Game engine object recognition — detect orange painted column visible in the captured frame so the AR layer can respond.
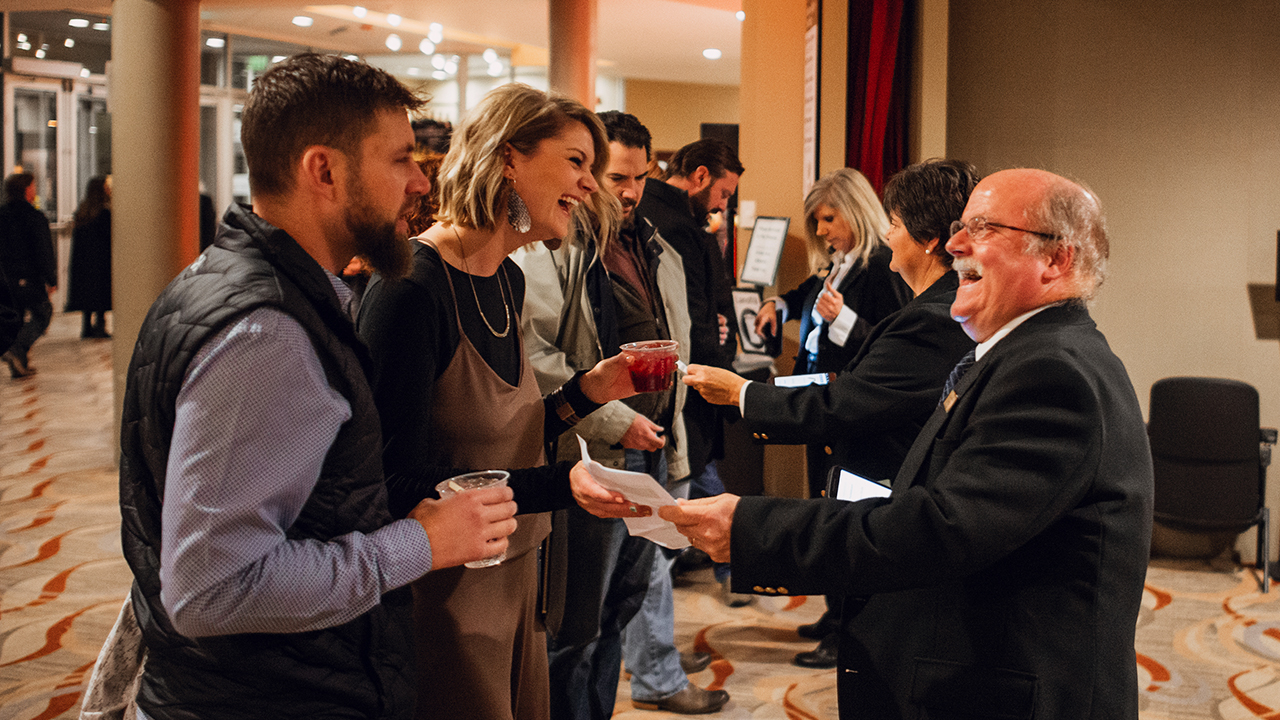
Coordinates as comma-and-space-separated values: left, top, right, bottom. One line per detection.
548, 0, 597, 106
110, 0, 201, 449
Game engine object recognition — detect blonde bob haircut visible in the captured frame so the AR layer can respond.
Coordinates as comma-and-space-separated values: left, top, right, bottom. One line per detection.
802, 168, 889, 274
435, 83, 614, 240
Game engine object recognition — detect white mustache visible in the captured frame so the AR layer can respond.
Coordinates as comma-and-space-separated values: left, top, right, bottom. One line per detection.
953, 258, 983, 281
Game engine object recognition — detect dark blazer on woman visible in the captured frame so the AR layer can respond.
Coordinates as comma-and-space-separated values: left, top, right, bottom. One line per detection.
743, 272, 972, 483
730, 303, 1154, 719
779, 244, 908, 375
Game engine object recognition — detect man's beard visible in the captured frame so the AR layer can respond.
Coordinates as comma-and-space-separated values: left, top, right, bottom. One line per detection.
688, 184, 712, 225
345, 178, 412, 281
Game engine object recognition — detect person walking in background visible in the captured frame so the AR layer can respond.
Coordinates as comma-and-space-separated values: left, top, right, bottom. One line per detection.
0, 172, 56, 378
67, 175, 113, 339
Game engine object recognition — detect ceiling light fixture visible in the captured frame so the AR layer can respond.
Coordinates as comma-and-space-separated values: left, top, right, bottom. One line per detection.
206, 37, 226, 48
419, 39, 435, 54
431, 54, 446, 70
432, 70, 447, 80
80, 68, 91, 78
387, 14, 401, 26
488, 62, 504, 77
16, 33, 26, 42
344, 54, 360, 61
352, 6, 367, 18
35, 49, 46, 58
386, 33, 402, 51
428, 23, 443, 44
92, 22, 109, 31
703, 48, 722, 60
444, 60, 457, 74
68, 18, 90, 28
292, 16, 313, 27
736, 10, 745, 21
272, 55, 286, 63
65, 38, 75, 48
483, 48, 498, 63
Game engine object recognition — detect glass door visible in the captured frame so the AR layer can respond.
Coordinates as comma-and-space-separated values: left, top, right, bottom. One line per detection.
10, 84, 59, 222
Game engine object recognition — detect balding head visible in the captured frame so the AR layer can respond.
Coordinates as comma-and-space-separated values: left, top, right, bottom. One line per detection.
945, 169, 1109, 342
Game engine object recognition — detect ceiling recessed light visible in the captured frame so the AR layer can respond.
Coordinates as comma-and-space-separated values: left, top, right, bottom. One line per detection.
736, 10, 745, 21
386, 34, 402, 51
488, 62, 504, 77
387, 14, 402, 26
292, 16, 313, 27
352, 6, 367, 18
65, 38, 75, 48
431, 54, 446, 70
703, 48, 722, 60
419, 39, 435, 54
344, 54, 360, 61
17, 42, 30, 51
428, 23, 443, 44
93, 22, 109, 31
272, 56, 286, 63
16, 33, 26, 42
483, 48, 497, 63
444, 60, 457, 74
206, 37, 226, 48
432, 70, 447, 80
35, 49, 46, 58
81, 68, 91, 78
68, 18, 90, 28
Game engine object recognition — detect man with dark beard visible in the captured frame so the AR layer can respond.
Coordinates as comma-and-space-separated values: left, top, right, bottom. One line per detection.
116, 54, 517, 720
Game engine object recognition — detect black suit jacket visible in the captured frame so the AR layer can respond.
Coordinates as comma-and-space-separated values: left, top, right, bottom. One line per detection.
744, 272, 972, 482
780, 244, 909, 375
732, 304, 1153, 719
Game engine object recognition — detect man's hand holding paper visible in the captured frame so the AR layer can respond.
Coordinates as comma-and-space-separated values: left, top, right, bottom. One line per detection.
574, 437, 690, 549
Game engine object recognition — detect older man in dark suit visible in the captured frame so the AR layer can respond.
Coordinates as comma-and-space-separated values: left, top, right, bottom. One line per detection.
659, 168, 1153, 719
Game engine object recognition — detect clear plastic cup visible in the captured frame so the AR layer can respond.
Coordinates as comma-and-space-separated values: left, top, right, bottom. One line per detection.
435, 470, 510, 568
621, 340, 680, 392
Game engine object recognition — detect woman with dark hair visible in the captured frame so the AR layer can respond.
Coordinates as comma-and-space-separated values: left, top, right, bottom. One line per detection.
66, 175, 112, 338
682, 158, 981, 668
358, 84, 642, 720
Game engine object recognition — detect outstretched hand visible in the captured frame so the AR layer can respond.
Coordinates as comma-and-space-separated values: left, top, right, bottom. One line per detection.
579, 352, 639, 404
659, 494, 740, 563
408, 486, 517, 570
682, 364, 748, 407
570, 460, 653, 519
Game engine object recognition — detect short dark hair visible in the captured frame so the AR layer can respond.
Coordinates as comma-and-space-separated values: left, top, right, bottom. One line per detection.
241, 53, 426, 198
597, 111, 652, 161
664, 138, 743, 181
4, 173, 34, 204
882, 159, 980, 268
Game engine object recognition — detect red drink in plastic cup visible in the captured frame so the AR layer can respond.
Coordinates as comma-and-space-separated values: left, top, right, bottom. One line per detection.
622, 340, 679, 392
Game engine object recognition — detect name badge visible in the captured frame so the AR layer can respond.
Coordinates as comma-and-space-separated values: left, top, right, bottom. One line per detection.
942, 390, 959, 412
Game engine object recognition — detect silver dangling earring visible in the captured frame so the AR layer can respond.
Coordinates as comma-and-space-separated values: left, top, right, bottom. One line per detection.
507, 187, 532, 234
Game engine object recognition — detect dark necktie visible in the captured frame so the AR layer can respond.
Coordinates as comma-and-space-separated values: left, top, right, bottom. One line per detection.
938, 349, 977, 409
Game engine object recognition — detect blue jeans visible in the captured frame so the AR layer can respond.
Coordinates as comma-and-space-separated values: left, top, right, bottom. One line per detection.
621, 449, 688, 702
689, 461, 731, 582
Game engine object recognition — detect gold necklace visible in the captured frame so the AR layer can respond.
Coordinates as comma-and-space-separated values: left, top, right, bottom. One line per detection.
451, 226, 511, 338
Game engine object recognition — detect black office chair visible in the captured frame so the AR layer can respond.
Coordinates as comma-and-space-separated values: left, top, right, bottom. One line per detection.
1148, 377, 1277, 592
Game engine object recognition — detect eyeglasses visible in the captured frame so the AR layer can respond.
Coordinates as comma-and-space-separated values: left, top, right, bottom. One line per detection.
949, 217, 1059, 240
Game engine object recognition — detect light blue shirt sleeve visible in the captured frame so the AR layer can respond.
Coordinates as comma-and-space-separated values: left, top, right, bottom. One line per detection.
159, 306, 432, 638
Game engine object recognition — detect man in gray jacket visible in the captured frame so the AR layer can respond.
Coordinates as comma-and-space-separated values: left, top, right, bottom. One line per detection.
515, 112, 727, 716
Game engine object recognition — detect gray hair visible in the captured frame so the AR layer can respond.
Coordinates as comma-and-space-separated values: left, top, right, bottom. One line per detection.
1026, 178, 1109, 299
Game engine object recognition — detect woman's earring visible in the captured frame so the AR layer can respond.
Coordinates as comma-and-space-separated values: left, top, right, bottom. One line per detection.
507, 187, 532, 234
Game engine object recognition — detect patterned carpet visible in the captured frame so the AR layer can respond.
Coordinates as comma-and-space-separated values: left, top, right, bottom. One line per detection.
1, 313, 1278, 719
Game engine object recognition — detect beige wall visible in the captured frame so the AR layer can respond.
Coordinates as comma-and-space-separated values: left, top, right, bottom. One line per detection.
623, 79, 740, 154
946, 1, 1280, 557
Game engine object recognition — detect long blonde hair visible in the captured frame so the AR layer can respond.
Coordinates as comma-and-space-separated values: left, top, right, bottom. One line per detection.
435, 83, 615, 241
802, 168, 888, 273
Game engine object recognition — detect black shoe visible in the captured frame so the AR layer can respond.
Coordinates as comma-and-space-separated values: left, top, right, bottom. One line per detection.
632, 684, 729, 714
2, 350, 34, 378
673, 546, 712, 575
680, 651, 712, 674
796, 611, 838, 640
792, 633, 838, 669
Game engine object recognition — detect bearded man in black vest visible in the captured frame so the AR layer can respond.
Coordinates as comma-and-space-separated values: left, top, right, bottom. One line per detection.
117, 54, 518, 720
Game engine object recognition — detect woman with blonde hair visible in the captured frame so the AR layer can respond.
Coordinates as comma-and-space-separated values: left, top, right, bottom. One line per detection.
756, 167, 909, 378
358, 84, 641, 720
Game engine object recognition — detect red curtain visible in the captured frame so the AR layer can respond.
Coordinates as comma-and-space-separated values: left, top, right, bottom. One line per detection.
845, 0, 913, 195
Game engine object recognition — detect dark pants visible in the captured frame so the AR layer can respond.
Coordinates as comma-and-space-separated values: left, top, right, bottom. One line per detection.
547, 505, 656, 720
10, 281, 52, 359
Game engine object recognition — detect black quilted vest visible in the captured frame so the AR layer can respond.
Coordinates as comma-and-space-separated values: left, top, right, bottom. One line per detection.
118, 204, 414, 719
